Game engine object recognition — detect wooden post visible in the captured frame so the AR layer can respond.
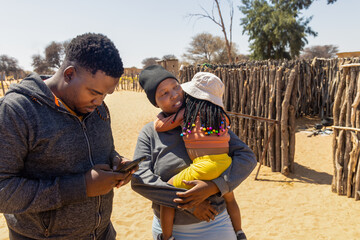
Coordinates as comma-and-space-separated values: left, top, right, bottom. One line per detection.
254, 123, 276, 180
343, 69, 356, 194
275, 67, 283, 172
332, 68, 347, 192
1, 71, 6, 95
348, 132, 359, 197
351, 71, 360, 126
280, 69, 296, 176
268, 68, 276, 171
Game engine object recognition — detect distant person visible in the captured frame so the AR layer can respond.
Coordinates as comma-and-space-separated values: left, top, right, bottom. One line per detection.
154, 72, 247, 240
0, 33, 134, 239
132, 65, 257, 240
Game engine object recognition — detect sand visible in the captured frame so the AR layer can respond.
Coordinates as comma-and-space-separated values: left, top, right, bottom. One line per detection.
1, 91, 360, 240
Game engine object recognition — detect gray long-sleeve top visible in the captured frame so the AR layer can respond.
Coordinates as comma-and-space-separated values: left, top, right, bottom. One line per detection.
131, 121, 257, 225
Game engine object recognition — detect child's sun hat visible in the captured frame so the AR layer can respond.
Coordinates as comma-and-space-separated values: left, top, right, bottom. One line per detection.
181, 72, 225, 108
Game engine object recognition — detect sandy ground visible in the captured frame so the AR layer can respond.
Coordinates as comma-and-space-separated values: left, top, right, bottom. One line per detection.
1, 91, 360, 240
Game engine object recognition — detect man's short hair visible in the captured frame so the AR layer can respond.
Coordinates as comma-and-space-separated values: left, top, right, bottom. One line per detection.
64, 33, 124, 78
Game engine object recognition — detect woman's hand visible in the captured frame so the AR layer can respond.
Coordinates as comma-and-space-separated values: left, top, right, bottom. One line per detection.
192, 200, 218, 222
173, 180, 219, 209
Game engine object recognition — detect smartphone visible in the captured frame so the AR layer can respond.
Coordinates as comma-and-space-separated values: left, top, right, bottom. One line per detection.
118, 156, 147, 173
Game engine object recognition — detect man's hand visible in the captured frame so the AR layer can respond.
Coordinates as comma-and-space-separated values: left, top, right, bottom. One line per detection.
192, 200, 218, 222
112, 155, 138, 188
173, 180, 219, 209
85, 164, 132, 197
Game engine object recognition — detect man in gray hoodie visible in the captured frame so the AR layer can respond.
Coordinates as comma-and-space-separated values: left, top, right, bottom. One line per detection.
0, 33, 132, 239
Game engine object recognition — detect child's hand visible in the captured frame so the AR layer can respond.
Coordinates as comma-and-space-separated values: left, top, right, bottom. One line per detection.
192, 200, 218, 222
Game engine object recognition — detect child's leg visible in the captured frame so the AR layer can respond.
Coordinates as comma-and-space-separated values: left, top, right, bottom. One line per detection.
160, 205, 175, 240
223, 191, 242, 232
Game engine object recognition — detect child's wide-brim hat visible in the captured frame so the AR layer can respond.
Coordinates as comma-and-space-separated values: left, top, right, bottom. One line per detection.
181, 72, 224, 108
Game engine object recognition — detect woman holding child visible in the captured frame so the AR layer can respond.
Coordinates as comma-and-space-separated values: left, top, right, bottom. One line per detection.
131, 65, 256, 240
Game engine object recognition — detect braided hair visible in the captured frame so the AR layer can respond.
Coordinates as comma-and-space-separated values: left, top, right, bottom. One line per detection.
174, 94, 231, 136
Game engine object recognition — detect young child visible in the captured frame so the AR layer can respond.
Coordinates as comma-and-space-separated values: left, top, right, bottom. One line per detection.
154, 72, 247, 240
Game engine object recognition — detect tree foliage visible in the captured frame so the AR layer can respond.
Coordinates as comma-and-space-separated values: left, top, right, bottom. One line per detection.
0, 55, 23, 77
162, 54, 177, 60
239, 0, 321, 60
276, 0, 337, 10
183, 33, 222, 64
31, 40, 69, 74
31, 54, 53, 74
182, 32, 239, 65
45, 41, 64, 69
141, 57, 160, 69
300, 45, 338, 59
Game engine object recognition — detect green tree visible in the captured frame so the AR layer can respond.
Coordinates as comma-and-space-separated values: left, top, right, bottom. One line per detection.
277, 0, 337, 10
239, 0, 321, 60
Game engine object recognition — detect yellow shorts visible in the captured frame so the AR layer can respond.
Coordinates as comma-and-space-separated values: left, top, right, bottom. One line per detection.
173, 153, 232, 189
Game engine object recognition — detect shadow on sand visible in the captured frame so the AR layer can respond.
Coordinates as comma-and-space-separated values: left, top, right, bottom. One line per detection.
255, 162, 333, 185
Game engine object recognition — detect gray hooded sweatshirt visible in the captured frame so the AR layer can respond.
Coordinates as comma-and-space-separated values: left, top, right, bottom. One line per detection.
0, 73, 117, 239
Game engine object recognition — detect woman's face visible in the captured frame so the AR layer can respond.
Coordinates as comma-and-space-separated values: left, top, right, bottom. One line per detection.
155, 78, 184, 114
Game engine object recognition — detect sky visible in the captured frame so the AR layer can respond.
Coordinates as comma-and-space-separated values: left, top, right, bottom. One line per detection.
1, 0, 359, 71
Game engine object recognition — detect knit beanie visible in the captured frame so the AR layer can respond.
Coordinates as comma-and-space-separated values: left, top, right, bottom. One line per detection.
139, 65, 178, 107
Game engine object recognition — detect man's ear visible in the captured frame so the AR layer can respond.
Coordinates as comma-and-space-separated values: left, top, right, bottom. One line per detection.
63, 66, 75, 83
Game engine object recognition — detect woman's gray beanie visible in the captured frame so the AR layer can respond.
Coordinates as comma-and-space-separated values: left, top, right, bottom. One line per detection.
139, 65, 178, 107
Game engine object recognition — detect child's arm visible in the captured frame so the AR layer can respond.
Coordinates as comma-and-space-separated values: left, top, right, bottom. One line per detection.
154, 108, 185, 132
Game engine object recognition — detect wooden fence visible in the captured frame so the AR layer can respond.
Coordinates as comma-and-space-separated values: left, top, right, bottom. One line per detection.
3, 59, 360, 200
179, 63, 299, 175
178, 58, 360, 200
331, 63, 360, 200
0, 79, 21, 97
116, 75, 142, 92
178, 58, 360, 179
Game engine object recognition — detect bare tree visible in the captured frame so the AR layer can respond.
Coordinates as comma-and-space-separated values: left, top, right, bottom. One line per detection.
300, 45, 339, 59
189, 0, 234, 63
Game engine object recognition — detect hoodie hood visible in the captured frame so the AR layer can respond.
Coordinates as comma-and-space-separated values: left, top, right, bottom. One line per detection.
6, 73, 58, 109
